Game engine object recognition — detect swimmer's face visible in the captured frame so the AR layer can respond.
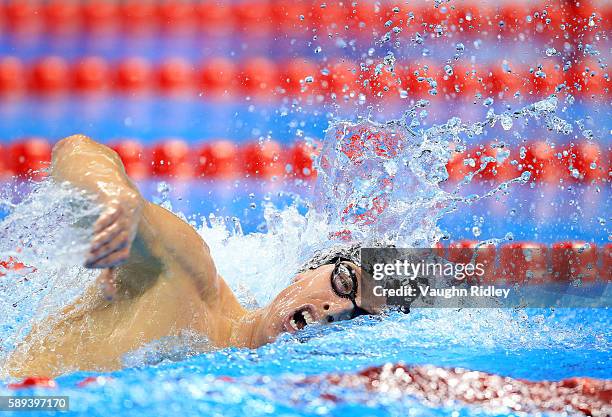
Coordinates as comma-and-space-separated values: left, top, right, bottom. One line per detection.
255, 261, 381, 344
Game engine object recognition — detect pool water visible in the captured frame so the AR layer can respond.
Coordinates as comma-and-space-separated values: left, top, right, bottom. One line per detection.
0, 109, 612, 416
0, 308, 609, 416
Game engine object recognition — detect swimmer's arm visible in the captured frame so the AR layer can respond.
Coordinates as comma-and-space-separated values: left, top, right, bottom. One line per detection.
128, 201, 228, 303
51, 135, 229, 304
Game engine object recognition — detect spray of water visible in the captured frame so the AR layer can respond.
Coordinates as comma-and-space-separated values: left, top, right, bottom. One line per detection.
200, 95, 570, 305
0, 96, 573, 370
0, 180, 100, 371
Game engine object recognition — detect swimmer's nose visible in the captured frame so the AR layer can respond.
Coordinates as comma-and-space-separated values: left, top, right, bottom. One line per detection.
324, 309, 354, 323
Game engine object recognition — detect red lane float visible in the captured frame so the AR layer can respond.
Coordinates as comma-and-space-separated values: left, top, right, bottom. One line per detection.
110, 140, 150, 180
0, 57, 25, 94
444, 239, 609, 284
0, 138, 607, 183
282, 58, 319, 95
195, 0, 235, 32
311, 363, 612, 417
0, 0, 608, 40
81, 0, 118, 31
73, 56, 110, 92
522, 141, 566, 183
76, 375, 113, 388
239, 57, 278, 97
157, 0, 196, 31
195, 140, 239, 179
498, 242, 548, 284
199, 58, 237, 97
272, 2, 312, 34
602, 243, 612, 281
321, 59, 360, 98
151, 139, 193, 179
30, 57, 70, 94
157, 58, 195, 94
234, 1, 273, 34
116, 58, 153, 93
0, 144, 8, 177
0, 56, 608, 100
1, 242, 608, 285
44, 0, 79, 33
289, 141, 319, 179
571, 142, 607, 182
8, 377, 56, 390
551, 241, 599, 283
120, 1, 156, 33
8, 137, 52, 178
242, 140, 285, 178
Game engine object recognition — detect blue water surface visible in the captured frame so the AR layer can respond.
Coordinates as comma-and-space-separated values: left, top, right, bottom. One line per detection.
0, 308, 610, 417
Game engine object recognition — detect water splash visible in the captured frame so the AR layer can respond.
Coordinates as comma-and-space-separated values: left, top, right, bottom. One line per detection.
313, 118, 450, 247
122, 330, 213, 368
0, 180, 100, 369
200, 96, 571, 305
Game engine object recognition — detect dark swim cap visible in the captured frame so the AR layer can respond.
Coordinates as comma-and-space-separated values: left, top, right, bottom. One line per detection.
297, 243, 361, 273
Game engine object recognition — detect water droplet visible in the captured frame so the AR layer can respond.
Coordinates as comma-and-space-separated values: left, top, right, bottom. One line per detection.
500, 114, 513, 130
520, 171, 531, 182
444, 65, 454, 76
545, 47, 557, 56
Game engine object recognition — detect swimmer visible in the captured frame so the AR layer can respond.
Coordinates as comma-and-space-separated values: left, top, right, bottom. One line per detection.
6, 135, 381, 378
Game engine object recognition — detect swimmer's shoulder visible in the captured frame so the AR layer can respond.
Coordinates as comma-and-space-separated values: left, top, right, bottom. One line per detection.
137, 202, 220, 302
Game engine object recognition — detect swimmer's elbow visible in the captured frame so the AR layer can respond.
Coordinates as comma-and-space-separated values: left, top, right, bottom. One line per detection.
53, 135, 121, 166
51, 134, 127, 184
52, 134, 94, 158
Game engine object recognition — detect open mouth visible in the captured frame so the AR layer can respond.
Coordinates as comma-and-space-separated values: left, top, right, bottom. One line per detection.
284, 305, 317, 333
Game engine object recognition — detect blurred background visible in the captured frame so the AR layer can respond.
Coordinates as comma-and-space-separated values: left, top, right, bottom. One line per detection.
0, 0, 609, 243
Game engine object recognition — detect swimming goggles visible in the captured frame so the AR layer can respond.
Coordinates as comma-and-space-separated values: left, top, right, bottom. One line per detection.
330, 257, 373, 319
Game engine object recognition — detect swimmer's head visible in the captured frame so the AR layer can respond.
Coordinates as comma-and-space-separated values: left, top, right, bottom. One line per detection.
252, 244, 385, 345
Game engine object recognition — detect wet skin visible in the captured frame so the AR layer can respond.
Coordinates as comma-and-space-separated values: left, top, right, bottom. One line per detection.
6, 135, 372, 378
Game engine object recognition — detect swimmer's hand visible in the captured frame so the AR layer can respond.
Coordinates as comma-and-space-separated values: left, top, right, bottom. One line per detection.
50, 134, 144, 269
85, 189, 143, 269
